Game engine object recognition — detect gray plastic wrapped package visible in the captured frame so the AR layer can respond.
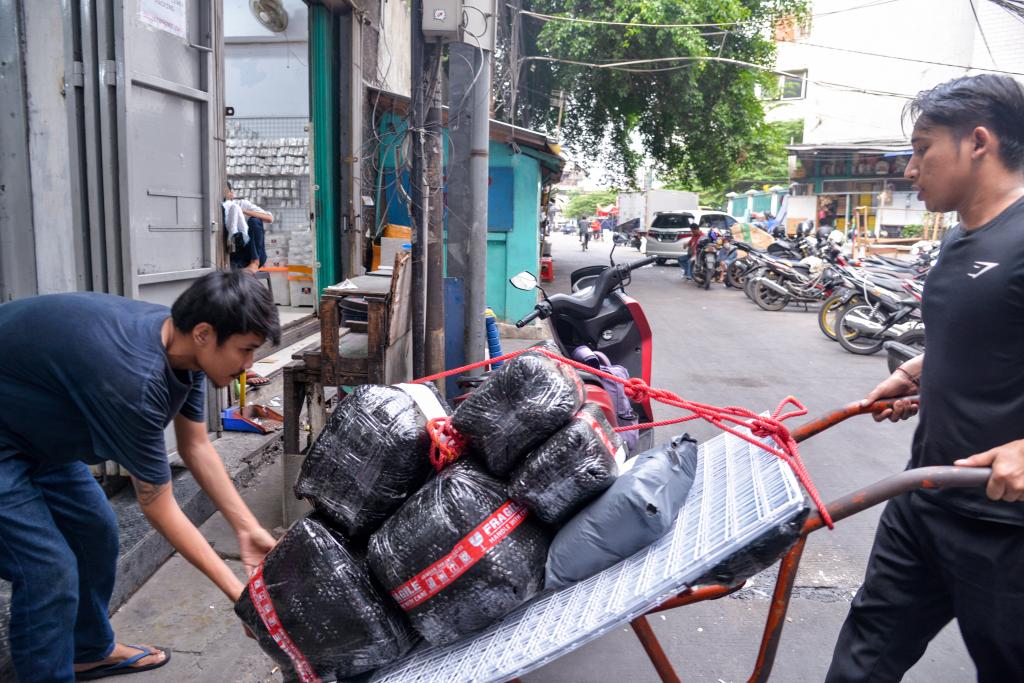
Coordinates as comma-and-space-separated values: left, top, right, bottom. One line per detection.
508, 402, 623, 525
451, 350, 585, 476
367, 460, 550, 646
545, 434, 699, 590
234, 515, 415, 680
294, 382, 448, 538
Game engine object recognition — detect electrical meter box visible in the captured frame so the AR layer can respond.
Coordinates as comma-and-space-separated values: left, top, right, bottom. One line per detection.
423, 0, 462, 40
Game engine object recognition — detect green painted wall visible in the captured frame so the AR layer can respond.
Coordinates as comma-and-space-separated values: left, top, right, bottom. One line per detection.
486, 143, 541, 322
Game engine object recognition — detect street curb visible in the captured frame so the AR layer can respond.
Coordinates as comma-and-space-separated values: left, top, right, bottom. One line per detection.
496, 320, 551, 340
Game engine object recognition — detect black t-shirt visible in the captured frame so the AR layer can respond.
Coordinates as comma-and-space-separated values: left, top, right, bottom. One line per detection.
912, 196, 1024, 524
0, 293, 206, 484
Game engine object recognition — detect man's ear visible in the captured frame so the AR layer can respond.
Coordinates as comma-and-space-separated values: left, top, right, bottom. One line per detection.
192, 322, 216, 347
970, 126, 995, 160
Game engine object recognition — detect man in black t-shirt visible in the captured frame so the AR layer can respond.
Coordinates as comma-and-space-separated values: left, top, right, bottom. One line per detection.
826, 75, 1024, 682
0, 272, 281, 682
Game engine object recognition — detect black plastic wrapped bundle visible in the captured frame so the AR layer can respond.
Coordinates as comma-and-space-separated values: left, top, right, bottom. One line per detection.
508, 403, 622, 525
451, 350, 584, 476
545, 434, 699, 590
367, 460, 550, 646
235, 516, 414, 680
294, 383, 448, 538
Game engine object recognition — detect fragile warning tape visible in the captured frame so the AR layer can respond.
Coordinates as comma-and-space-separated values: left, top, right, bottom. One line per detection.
576, 412, 616, 457
248, 565, 322, 683
390, 500, 530, 611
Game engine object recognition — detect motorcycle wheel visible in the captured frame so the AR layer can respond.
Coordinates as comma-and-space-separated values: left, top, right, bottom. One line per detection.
837, 304, 886, 355
726, 260, 747, 288
743, 268, 764, 301
753, 278, 789, 311
886, 328, 926, 374
818, 294, 861, 342
692, 267, 707, 287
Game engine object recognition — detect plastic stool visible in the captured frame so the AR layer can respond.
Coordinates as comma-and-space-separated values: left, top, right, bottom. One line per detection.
540, 257, 554, 283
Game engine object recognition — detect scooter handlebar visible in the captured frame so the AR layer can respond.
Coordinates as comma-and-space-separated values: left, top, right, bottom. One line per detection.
515, 309, 542, 328
626, 256, 658, 272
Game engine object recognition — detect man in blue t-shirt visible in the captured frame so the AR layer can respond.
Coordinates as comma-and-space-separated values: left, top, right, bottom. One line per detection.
0, 271, 282, 682
826, 75, 1024, 681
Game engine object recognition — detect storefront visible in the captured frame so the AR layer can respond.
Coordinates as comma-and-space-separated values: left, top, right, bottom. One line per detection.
786, 141, 926, 237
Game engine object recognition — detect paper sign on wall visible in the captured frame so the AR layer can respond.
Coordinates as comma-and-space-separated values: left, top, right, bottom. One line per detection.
140, 0, 187, 39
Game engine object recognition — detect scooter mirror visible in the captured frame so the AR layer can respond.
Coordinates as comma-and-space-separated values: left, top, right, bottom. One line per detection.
612, 233, 627, 245
509, 271, 539, 291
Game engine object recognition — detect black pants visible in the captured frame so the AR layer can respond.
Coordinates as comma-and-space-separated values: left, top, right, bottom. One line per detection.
826, 492, 1024, 682
230, 217, 266, 269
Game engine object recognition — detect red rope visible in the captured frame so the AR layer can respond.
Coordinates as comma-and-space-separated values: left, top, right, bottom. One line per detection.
426, 417, 466, 472
413, 347, 833, 528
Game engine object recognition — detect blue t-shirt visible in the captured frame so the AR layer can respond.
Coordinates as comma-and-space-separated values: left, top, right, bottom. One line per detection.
0, 292, 205, 484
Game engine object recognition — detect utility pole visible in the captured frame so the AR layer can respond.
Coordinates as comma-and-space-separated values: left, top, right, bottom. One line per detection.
447, 0, 495, 373
425, 39, 445, 381
410, 0, 427, 377
553, 89, 565, 139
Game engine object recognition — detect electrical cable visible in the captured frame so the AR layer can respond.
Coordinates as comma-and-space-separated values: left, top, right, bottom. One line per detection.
777, 39, 1024, 76
968, 0, 999, 69
520, 54, 917, 98
516, 0, 902, 30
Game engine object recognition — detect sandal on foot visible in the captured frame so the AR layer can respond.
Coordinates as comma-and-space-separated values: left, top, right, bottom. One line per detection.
75, 645, 171, 680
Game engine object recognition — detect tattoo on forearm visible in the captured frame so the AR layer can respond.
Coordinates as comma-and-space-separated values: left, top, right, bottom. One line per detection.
131, 478, 170, 506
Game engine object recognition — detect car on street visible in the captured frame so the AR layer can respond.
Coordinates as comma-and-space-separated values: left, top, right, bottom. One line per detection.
642, 209, 739, 264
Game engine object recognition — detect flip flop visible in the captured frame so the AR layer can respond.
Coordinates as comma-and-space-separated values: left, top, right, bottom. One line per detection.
75, 644, 171, 680
246, 374, 271, 388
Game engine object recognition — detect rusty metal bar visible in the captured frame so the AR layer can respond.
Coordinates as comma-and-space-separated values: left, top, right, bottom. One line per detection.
630, 615, 682, 683
744, 465, 990, 682
747, 536, 807, 683
803, 465, 991, 533
647, 583, 743, 614
790, 398, 916, 443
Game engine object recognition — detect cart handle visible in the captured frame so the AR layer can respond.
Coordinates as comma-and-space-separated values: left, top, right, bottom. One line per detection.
803, 465, 991, 533
790, 397, 919, 444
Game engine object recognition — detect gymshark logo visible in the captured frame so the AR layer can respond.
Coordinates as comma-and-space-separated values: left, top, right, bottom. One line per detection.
967, 261, 999, 279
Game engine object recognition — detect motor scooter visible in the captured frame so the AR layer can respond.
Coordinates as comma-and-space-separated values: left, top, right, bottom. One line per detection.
511, 233, 656, 455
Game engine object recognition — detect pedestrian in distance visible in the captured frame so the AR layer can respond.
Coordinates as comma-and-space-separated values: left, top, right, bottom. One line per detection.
0, 271, 282, 682
826, 74, 1024, 683
677, 224, 701, 280
578, 219, 590, 251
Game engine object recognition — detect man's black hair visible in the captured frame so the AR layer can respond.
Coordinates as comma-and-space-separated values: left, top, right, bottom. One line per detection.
907, 74, 1024, 171
172, 271, 281, 346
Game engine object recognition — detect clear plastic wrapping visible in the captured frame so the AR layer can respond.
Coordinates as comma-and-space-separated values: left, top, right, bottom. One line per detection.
293, 383, 448, 537
451, 350, 584, 476
545, 434, 699, 590
367, 460, 550, 646
234, 515, 414, 680
508, 403, 622, 525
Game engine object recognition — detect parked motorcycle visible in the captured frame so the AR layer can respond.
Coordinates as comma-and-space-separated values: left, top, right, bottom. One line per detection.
835, 278, 924, 355
512, 234, 656, 455
690, 234, 720, 290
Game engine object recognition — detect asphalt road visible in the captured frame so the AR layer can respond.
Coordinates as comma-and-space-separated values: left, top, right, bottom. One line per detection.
524, 232, 973, 683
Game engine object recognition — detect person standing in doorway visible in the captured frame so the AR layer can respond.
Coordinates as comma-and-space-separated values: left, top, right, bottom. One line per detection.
826, 74, 1024, 682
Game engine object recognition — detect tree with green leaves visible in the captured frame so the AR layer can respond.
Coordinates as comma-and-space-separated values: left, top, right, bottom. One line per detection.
562, 189, 619, 218
493, 1, 807, 190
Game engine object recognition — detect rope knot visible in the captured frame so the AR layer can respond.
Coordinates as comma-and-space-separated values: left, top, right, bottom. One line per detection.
426, 417, 467, 471
624, 377, 651, 404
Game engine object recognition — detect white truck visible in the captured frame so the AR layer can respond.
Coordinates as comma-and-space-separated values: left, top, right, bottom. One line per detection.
617, 189, 699, 231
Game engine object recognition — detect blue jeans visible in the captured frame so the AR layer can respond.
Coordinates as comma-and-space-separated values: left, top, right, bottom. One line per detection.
0, 456, 118, 682
677, 253, 692, 278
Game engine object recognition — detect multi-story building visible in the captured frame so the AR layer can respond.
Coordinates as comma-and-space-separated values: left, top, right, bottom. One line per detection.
764, 0, 1024, 235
